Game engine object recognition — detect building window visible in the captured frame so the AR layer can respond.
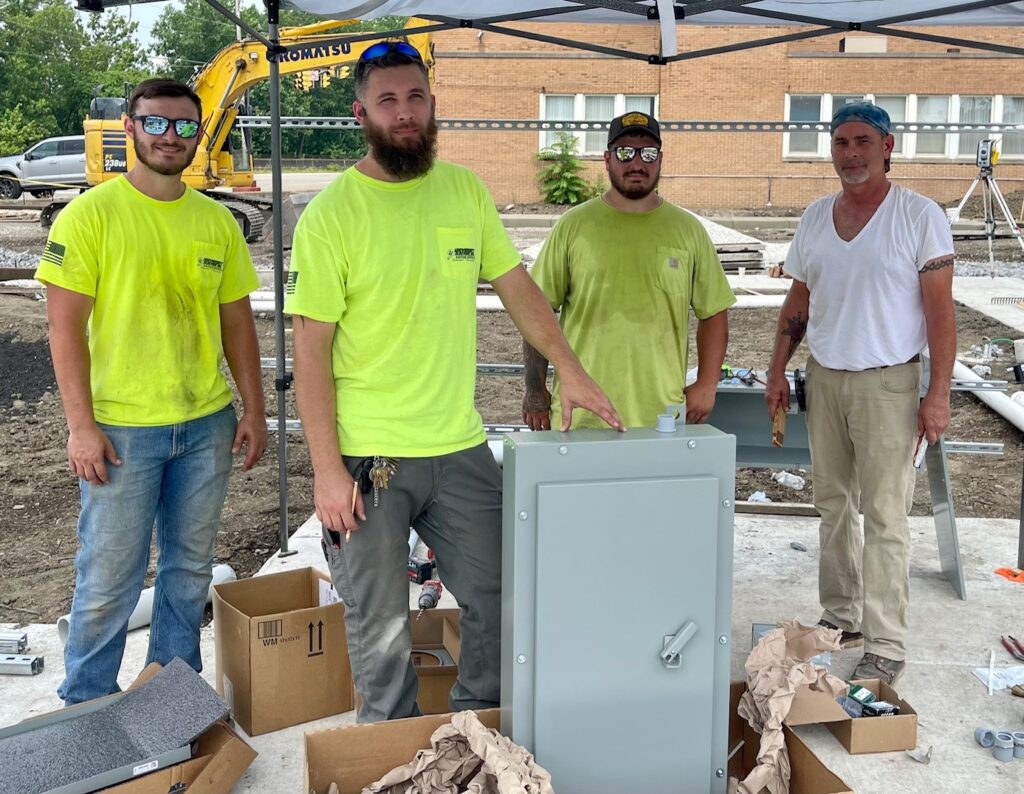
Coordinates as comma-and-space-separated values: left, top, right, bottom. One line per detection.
1004, 97, 1024, 155
958, 95, 993, 157
787, 95, 821, 154
915, 95, 950, 155
875, 95, 906, 155
540, 93, 658, 154
783, 93, 1021, 160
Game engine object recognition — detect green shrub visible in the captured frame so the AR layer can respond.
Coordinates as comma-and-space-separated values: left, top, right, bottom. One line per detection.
535, 133, 596, 205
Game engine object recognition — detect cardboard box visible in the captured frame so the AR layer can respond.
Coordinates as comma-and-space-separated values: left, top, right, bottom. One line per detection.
352, 608, 462, 716
305, 709, 500, 794
9, 663, 256, 794
730, 682, 853, 794
307, 689, 851, 794
213, 566, 351, 735
409, 608, 461, 714
785, 678, 918, 754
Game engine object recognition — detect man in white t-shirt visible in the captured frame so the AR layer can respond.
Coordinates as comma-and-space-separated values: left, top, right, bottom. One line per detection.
765, 101, 956, 685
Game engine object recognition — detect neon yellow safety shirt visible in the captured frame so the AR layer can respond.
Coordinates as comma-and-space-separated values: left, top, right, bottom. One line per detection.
531, 197, 736, 429
34, 176, 258, 426
285, 161, 520, 457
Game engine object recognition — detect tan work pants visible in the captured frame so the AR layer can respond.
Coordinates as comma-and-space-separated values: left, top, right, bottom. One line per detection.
805, 356, 921, 661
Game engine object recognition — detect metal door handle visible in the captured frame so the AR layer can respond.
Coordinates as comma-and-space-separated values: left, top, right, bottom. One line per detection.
661, 621, 697, 669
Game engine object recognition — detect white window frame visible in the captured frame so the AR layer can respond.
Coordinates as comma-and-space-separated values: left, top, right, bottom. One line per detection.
783, 92, 1023, 161
539, 93, 660, 154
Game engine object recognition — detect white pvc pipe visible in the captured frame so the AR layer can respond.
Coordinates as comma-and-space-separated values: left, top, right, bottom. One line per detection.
57, 563, 237, 647
952, 359, 1024, 433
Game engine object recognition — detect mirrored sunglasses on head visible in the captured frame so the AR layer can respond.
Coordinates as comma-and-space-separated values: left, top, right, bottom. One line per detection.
133, 115, 200, 139
359, 40, 423, 63
613, 145, 660, 163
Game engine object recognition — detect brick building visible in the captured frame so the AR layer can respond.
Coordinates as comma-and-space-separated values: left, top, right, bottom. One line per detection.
431, 23, 1024, 210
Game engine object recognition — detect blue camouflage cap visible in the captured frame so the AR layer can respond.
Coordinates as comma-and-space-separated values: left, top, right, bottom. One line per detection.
830, 101, 891, 137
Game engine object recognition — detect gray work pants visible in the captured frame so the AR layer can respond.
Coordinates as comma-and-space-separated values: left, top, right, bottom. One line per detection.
321, 442, 502, 722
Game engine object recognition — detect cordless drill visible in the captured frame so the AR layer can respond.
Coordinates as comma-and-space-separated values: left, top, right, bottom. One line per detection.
416, 580, 443, 620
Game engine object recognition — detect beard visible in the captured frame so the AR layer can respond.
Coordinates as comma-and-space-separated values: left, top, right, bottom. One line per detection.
363, 114, 438, 180
609, 168, 659, 200
133, 137, 196, 177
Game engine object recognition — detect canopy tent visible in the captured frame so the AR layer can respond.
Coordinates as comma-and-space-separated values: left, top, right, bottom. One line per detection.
76, 0, 1024, 552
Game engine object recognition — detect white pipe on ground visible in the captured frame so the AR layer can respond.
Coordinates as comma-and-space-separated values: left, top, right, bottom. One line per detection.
56, 563, 237, 647
952, 359, 1024, 433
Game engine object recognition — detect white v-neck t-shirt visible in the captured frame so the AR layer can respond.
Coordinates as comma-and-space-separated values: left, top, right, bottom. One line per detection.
784, 184, 954, 371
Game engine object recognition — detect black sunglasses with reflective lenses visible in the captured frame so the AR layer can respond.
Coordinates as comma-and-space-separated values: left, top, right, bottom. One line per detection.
132, 115, 201, 139
613, 145, 661, 164
359, 40, 423, 63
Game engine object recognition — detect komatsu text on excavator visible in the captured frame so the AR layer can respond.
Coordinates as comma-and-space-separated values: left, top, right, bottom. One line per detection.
41, 19, 433, 240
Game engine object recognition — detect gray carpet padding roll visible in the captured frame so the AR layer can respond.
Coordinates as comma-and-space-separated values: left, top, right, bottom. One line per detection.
0, 658, 229, 794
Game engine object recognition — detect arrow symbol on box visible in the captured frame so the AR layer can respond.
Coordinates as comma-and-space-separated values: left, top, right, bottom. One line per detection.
308, 621, 324, 656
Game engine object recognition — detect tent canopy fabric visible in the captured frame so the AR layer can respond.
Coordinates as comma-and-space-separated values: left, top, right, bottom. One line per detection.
285, 0, 1024, 26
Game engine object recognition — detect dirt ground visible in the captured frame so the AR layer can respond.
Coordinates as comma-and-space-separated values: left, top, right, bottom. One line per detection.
2, 216, 1024, 624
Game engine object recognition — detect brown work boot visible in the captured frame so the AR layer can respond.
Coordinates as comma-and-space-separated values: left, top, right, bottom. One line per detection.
817, 619, 864, 648
853, 653, 906, 686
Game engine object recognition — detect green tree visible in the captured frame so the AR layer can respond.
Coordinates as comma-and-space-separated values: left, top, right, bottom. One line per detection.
0, 0, 147, 140
0, 103, 53, 155
536, 133, 597, 205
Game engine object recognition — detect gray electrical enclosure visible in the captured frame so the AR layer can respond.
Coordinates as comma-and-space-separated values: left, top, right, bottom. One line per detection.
500, 424, 736, 794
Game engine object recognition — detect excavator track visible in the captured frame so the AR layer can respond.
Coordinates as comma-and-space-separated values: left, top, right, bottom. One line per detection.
219, 199, 267, 243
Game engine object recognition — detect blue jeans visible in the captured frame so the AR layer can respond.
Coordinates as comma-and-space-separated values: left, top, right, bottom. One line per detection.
59, 406, 236, 704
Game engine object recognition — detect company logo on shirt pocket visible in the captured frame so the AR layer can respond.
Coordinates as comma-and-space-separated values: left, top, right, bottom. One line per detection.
656, 246, 692, 296
192, 241, 226, 288
437, 227, 480, 279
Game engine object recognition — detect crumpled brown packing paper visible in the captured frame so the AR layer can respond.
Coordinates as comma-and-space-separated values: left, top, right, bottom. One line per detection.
732, 620, 846, 794
362, 711, 555, 794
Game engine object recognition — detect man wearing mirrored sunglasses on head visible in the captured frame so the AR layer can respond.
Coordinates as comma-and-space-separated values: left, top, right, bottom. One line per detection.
764, 101, 956, 686
285, 42, 621, 724
524, 111, 735, 430
35, 77, 265, 705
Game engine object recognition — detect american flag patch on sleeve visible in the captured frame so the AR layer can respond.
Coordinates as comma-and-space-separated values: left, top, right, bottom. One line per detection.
41, 241, 66, 267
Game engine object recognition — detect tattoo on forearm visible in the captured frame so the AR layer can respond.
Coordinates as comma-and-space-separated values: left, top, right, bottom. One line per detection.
782, 311, 807, 360
522, 340, 550, 393
920, 256, 954, 274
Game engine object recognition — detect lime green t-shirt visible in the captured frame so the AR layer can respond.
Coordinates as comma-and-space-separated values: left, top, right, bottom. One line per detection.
284, 161, 520, 457
34, 177, 258, 426
532, 197, 736, 429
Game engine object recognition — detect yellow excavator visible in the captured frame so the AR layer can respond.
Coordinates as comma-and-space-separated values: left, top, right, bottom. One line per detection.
42, 18, 433, 239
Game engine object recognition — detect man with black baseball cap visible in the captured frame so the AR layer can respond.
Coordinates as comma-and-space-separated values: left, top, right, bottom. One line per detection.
765, 100, 956, 686
523, 111, 734, 431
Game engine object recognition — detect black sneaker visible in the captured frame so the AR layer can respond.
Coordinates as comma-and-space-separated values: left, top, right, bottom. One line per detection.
818, 619, 864, 648
853, 652, 906, 687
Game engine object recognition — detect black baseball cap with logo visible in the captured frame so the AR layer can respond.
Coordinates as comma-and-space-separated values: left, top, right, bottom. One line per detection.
607, 111, 662, 146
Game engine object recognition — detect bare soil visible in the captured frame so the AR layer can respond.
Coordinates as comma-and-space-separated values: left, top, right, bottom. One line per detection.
2, 218, 1023, 624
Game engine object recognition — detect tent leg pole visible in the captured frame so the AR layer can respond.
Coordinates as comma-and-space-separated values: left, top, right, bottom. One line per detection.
268, 0, 296, 558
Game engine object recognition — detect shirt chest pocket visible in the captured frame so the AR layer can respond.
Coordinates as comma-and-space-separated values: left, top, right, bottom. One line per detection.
436, 227, 481, 280
191, 241, 227, 292
655, 246, 692, 296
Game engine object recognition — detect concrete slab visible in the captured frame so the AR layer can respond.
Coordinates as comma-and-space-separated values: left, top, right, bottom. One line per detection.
4, 511, 1022, 792
952, 275, 1024, 334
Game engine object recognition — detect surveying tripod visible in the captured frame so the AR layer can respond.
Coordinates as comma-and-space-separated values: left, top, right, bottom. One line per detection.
948, 139, 1024, 270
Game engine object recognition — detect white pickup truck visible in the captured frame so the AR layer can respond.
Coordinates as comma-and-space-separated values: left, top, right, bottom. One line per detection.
0, 135, 88, 200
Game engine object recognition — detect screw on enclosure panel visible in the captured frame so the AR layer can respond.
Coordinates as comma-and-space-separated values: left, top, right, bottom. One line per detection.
688, 440, 696, 449
517, 654, 527, 664
558, 445, 568, 455
518, 511, 528, 520
722, 499, 732, 508
718, 635, 728, 645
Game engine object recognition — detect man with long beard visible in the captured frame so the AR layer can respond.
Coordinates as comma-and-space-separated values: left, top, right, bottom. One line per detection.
285, 42, 622, 722
523, 112, 734, 430
35, 78, 265, 704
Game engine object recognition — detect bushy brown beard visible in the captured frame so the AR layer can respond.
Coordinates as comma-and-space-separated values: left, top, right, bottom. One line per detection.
609, 168, 659, 200
362, 114, 438, 180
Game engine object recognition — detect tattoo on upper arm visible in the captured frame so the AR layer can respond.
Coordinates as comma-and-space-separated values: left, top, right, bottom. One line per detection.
920, 255, 954, 274
782, 311, 807, 359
